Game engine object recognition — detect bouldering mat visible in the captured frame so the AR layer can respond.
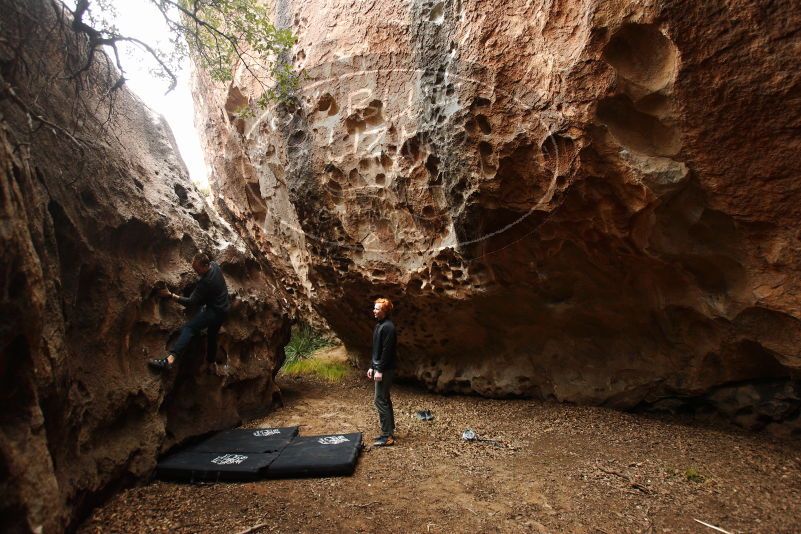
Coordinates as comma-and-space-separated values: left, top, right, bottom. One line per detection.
267, 433, 363, 478
156, 451, 280, 481
188, 426, 299, 453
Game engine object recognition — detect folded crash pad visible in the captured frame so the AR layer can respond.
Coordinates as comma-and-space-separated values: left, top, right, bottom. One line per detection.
156, 451, 281, 481
267, 432, 363, 478
188, 426, 299, 453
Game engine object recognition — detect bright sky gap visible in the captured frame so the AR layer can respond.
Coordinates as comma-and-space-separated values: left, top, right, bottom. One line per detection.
107, 0, 210, 189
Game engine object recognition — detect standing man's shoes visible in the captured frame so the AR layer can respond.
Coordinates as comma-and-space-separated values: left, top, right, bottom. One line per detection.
373, 435, 396, 447
148, 357, 174, 371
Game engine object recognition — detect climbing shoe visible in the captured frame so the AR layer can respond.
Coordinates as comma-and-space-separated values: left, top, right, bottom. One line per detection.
415, 410, 434, 421
373, 435, 395, 447
148, 356, 174, 371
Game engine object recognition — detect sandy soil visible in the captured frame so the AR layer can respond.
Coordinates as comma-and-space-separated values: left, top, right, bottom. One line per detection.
80, 346, 801, 534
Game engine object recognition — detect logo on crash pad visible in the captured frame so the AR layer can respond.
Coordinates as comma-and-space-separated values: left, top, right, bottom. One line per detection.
317, 435, 349, 445
252, 429, 281, 437
211, 454, 248, 465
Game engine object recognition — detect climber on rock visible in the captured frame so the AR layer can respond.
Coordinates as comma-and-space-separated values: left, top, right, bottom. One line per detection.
368, 297, 397, 447
148, 252, 230, 371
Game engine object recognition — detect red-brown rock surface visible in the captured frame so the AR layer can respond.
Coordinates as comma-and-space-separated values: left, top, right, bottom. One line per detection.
194, 0, 801, 431
0, 2, 291, 532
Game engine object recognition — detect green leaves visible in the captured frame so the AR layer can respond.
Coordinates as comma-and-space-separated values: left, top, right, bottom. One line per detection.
63, 0, 297, 103
168, 0, 298, 105
284, 323, 333, 364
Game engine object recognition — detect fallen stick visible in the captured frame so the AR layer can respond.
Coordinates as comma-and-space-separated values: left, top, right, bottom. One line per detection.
596, 464, 652, 494
348, 501, 381, 508
236, 522, 269, 534
597, 465, 628, 480
630, 482, 652, 494
693, 518, 734, 534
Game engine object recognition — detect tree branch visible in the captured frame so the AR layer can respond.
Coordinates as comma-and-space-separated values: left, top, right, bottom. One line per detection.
1, 78, 88, 147
157, 0, 272, 91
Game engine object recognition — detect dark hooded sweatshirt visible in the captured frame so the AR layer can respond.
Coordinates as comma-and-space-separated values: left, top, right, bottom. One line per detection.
371, 318, 397, 372
176, 261, 230, 314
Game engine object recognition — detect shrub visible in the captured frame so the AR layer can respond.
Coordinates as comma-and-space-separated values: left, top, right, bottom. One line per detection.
685, 467, 705, 483
284, 323, 332, 364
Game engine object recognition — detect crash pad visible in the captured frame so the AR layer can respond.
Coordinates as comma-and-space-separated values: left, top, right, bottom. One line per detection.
188, 426, 299, 453
267, 432, 363, 478
156, 451, 281, 481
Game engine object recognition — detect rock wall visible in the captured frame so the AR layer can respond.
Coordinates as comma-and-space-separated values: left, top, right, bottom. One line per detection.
193, 0, 801, 430
0, 2, 291, 532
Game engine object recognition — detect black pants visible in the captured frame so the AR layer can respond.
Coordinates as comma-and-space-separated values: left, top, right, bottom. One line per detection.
374, 369, 395, 436
170, 306, 226, 363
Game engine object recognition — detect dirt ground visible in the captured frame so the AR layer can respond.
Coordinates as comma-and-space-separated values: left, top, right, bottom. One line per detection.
80, 347, 801, 534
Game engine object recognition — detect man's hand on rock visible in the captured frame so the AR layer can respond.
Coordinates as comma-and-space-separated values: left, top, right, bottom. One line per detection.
374, 371, 383, 382
158, 288, 172, 298
367, 368, 374, 379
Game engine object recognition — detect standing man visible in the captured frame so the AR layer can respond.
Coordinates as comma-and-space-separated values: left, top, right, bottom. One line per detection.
148, 252, 230, 371
368, 298, 397, 446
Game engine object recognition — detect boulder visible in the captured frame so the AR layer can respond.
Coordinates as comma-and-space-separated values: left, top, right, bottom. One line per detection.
192, 0, 801, 428
0, 2, 291, 531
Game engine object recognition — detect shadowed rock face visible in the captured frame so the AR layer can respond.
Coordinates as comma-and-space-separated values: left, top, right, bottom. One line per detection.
193, 0, 801, 431
0, 2, 291, 532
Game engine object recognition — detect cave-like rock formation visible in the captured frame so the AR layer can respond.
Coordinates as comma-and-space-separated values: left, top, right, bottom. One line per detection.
194, 0, 801, 431
0, 2, 291, 532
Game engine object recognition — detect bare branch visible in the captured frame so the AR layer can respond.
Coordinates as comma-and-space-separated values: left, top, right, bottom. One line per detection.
2, 0, 297, 165
106, 36, 177, 93
1, 78, 89, 148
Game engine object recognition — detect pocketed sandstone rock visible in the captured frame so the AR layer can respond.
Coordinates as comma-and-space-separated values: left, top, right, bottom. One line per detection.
0, 2, 291, 531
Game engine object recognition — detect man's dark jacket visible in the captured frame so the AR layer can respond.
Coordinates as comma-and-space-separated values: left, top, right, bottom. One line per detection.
371, 318, 397, 372
176, 261, 230, 314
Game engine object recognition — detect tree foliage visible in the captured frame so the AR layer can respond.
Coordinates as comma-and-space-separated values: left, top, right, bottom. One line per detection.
0, 0, 297, 150
68, 0, 298, 103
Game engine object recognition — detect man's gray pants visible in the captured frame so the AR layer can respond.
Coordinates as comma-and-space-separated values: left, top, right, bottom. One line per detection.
374, 369, 395, 437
